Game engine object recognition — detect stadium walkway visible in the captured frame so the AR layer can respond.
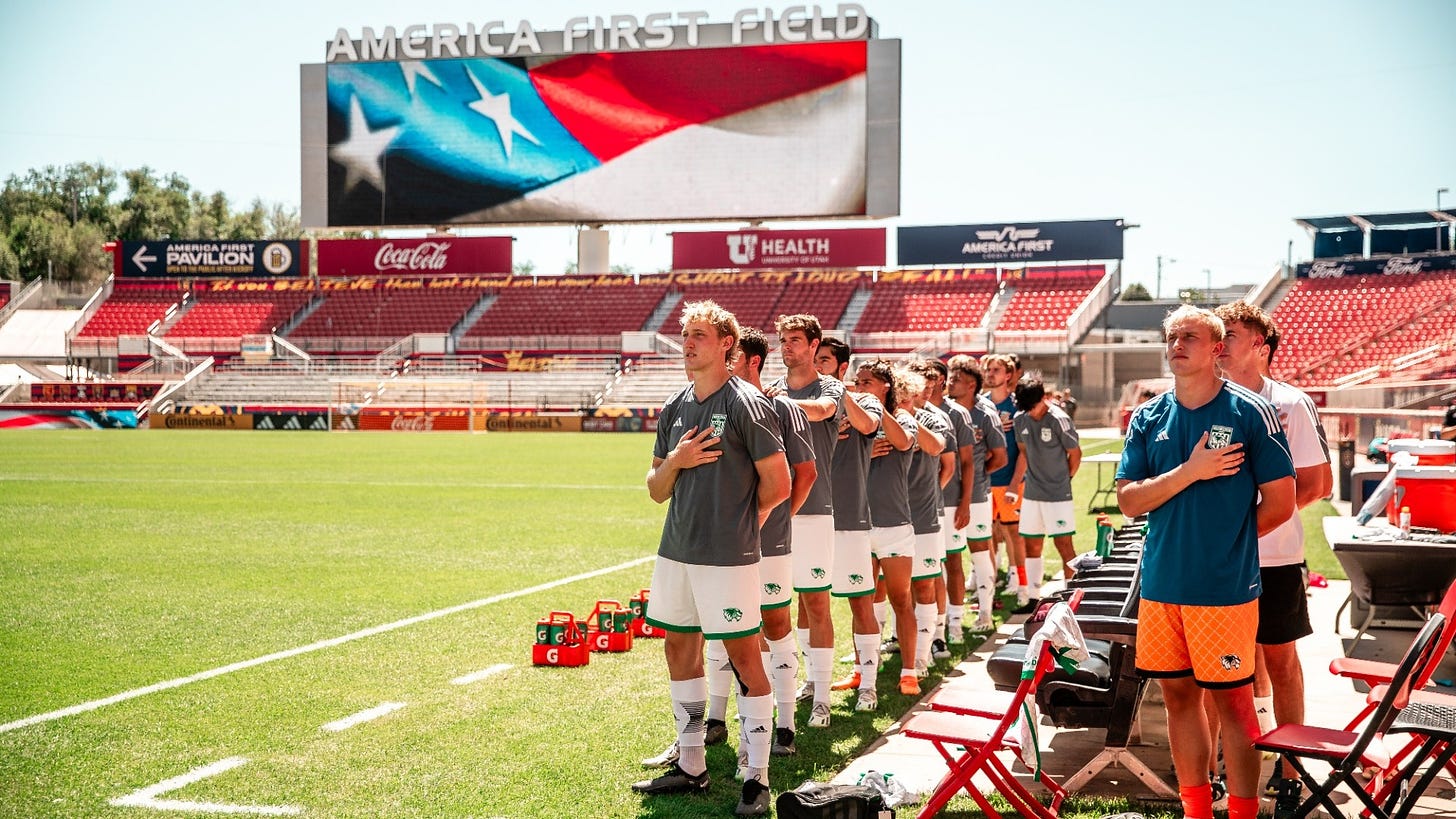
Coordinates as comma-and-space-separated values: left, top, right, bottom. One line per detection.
831, 576, 1456, 816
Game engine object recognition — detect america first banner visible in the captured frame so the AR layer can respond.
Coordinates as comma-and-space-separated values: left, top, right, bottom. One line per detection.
118, 241, 304, 278
316, 236, 513, 276
672, 227, 885, 270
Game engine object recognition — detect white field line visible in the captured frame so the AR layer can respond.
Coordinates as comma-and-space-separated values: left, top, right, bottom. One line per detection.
0, 556, 654, 734
450, 663, 513, 686
109, 755, 302, 815
320, 702, 406, 733
0, 474, 640, 491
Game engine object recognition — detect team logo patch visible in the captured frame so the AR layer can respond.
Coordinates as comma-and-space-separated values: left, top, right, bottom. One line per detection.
722, 607, 744, 623
1219, 653, 1242, 670
849, 573, 864, 585
1056, 519, 1067, 528
923, 558, 937, 568
710, 413, 727, 437
764, 583, 782, 595
1208, 425, 1233, 448
975, 523, 988, 533
1041, 427, 1053, 443
811, 567, 826, 579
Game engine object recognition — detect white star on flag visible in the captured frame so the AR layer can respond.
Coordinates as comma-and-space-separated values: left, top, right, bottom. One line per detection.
398, 61, 443, 96
464, 67, 541, 159
328, 95, 402, 193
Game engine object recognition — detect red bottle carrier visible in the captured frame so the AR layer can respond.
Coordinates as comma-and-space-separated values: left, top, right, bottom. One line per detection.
531, 611, 590, 667
629, 588, 664, 638
1385, 466, 1456, 533
587, 600, 634, 652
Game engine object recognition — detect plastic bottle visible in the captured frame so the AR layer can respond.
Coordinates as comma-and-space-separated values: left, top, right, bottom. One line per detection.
1399, 506, 1412, 538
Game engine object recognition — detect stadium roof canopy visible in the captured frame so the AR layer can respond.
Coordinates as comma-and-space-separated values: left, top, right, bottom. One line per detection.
1296, 209, 1456, 231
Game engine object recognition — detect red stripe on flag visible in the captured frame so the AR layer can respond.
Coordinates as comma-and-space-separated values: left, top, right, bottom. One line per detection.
530, 40, 866, 162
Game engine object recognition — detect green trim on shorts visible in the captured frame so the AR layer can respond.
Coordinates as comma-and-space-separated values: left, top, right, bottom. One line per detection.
831, 588, 876, 599
945, 544, 968, 554
965, 534, 992, 542
761, 599, 793, 611
704, 624, 761, 641
643, 617, 700, 634
1019, 531, 1044, 538
912, 570, 942, 581
792, 583, 832, 594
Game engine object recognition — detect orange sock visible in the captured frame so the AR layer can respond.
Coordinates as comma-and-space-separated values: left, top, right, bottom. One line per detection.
1015, 565, 1027, 585
1179, 782, 1213, 819
1227, 795, 1258, 819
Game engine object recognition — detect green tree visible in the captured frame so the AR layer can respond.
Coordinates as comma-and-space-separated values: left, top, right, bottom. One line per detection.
1121, 282, 1152, 301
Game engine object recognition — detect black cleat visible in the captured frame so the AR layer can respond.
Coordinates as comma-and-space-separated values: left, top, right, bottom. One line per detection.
704, 718, 729, 746
631, 764, 710, 795
735, 778, 771, 816
770, 726, 797, 756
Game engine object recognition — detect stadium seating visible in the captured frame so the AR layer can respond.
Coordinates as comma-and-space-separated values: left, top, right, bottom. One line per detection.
165, 289, 313, 346
653, 281, 787, 334
465, 277, 669, 340
853, 273, 998, 333
76, 285, 181, 337
291, 284, 487, 340
1269, 269, 1456, 386
772, 276, 859, 329
997, 267, 1103, 331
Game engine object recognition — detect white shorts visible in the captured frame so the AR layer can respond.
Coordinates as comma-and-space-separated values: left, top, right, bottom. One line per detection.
790, 515, 834, 593
646, 556, 762, 640
758, 553, 793, 610
913, 531, 945, 580
966, 500, 993, 544
870, 524, 915, 560
940, 508, 964, 555
832, 529, 875, 598
1019, 499, 1077, 538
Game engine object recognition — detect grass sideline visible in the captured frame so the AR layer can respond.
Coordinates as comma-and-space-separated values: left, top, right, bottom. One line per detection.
0, 431, 1342, 818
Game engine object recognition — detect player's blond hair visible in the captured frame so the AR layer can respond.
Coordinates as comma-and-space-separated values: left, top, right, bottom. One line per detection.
680, 300, 741, 363
1162, 304, 1225, 342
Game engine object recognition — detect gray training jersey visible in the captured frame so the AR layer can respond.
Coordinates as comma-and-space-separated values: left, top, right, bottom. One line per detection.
766, 374, 844, 517
829, 392, 883, 531
654, 376, 785, 567
867, 409, 919, 528
909, 406, 951, 534
1013, 404, 1079, 502
936, 398, 974, 510
761, 395, 815, 558
968, 395, 1007, 503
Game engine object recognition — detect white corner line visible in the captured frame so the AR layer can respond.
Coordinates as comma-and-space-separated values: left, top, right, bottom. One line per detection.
451, 663, 513, 686
321, 701, 406, 733
109, 755, 302, 815
2, 556, 654, 735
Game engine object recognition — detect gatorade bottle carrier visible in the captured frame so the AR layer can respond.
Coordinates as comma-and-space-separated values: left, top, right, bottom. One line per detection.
1385, 465, 1456, 533
587, 600, 634, 652
532, 611, 590, 667
629, 588, 663, 638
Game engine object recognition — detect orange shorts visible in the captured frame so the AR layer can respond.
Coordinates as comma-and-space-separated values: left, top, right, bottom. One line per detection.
990, 486, 1022, 524
1135, 599, 1258, 688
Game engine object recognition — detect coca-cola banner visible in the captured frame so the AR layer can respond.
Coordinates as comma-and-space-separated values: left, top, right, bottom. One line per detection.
316, 237, 512, 277
1295, 253, 1456, 279
671, 228, 886, 270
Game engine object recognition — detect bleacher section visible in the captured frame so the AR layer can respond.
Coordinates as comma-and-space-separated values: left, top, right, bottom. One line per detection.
291, 285, 484, 340
165, 288, 313, 350
853, 273, 998, 333
76, 285, 179, 337
996, 267, 1104, 331
653, 280, 787, 334
464, 278, 669, 340
1269, 268, 1456, 386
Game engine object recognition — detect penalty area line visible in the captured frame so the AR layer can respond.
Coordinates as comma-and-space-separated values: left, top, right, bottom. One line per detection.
109, 755, 302, 815
1, 556, 654, 735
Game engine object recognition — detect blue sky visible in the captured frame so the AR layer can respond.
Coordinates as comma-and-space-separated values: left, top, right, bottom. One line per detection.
2, 1, 1453, 294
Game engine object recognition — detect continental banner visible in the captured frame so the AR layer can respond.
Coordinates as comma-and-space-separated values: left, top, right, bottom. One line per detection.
477, 413, 583, 432
153, 413, 254, 430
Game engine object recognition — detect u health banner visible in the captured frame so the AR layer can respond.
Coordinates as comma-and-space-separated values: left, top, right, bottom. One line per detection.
672, 228, 885, 270
316, 237, 513, 276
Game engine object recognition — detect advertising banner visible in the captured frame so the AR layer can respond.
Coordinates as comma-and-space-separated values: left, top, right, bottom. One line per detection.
316, 237, 513, 277
672, 228, 885, 270
1295, 253, 1456, 279
31, 383, 162, 403
152, 413, 255, 430
119, 241, 304, 278
897, 219, 1125, 265
252, 412, 331, 431
477, 413, 584, 432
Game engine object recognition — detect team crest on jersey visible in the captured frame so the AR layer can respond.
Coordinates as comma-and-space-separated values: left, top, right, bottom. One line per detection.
710, 413, 727, 437
1208, 425, 1233, 448
1041, 427, 1053, 443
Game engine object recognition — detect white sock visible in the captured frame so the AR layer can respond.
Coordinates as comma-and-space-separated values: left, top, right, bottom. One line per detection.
915, 603, 938, 666
809, 647, 833, 707
1254, 695, 1277, 733
854, 633, 880, 691
1026, 557, 1044, 599
796, 627, 810, 660
670, 677, 708, 775
947, 602, 964, 634
873, 601, 888, 635
738, 693, 773, 782
936, 611, 947, 641
768, 636, 799, 730
973, 550, 996, 617
705, 639, 732, 723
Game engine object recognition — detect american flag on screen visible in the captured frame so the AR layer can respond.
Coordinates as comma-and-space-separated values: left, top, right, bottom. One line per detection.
325, 41, 868, 226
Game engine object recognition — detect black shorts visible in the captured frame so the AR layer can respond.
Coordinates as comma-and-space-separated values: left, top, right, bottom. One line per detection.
1257, 563, 1312, 645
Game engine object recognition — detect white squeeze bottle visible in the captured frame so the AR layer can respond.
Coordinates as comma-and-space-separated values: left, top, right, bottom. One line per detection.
1398, 506, 1412, 538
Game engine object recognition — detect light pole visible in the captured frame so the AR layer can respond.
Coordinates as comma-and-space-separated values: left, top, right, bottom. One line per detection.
1440, 187, 1449, 210
1204, 269, 1212, 306
1438, 188, 1448, 251
1156, 255, 1175, 300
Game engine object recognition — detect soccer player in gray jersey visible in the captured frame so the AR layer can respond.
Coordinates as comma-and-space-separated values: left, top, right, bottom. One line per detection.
763, 314, 841, 726
1008, 374, 1082, 608
915, 358, 975, 646
634, 301, 790, 816
946, 355, 1008, 631
905, 367, 954, 675
812, 337, 885, 715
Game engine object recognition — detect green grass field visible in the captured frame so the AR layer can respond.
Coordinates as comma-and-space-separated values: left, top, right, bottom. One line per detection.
0, 431, 1342, 818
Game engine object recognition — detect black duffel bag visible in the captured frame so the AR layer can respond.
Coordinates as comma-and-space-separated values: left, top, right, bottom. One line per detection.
775, 781, 893, 819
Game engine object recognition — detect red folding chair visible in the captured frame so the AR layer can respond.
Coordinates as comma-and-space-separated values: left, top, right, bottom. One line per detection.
1328, 579, 1456, 731
1253, 613, 1446, 819
901, 591, 1083, 819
